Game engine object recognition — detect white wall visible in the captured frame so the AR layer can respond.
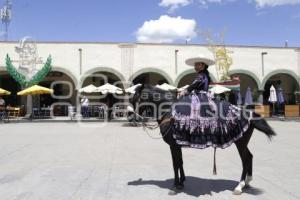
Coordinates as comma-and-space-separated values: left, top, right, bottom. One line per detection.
0, 41, 299, 89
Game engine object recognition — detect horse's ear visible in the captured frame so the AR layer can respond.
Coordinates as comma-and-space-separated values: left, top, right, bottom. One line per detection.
134, 83, 144, 94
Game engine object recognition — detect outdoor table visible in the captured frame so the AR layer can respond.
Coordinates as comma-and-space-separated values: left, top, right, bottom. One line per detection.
113, 105, 126, 118
32, 108, 51, 119
40, 107, 51, 118
32, 108, 41, 119
0, 107, 9, 122
93, 106, 105, 119
6, 107, 21, 118
53, 105, 69, 116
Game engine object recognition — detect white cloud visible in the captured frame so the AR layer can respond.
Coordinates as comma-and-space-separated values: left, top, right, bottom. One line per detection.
159, 0, 193, 13
136, 15, 197, 43
198, 0, 236, 6
254, 0, 300, 7
197, 0, 300, 8
160, 0, 300, 10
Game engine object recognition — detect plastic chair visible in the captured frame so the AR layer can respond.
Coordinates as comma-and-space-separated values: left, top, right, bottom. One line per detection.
32, 108, 40, 119
8, 107, 20, 118
68, 106, 76, 120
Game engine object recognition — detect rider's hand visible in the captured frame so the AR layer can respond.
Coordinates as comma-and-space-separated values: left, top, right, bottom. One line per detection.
177, 90, 187, 98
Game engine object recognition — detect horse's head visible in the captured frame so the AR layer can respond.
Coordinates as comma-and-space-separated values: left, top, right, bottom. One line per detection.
129, 84, 177, 119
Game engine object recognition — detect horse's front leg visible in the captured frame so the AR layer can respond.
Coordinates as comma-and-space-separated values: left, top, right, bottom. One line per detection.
170, 145, 180, 187
168, 145, 183, 195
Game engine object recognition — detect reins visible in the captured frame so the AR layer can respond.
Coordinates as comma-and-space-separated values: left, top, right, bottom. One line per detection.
142, 117, 173, 139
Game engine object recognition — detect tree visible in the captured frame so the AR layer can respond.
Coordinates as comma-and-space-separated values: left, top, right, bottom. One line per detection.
198, 28, 233, 82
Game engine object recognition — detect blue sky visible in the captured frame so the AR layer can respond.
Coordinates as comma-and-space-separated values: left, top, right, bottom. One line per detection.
1, 0, 300, 47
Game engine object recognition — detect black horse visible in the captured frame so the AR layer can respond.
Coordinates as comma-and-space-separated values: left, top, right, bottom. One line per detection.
130, 84, 276, 195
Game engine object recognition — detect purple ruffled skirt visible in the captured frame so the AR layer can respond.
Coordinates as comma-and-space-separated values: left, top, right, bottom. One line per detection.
172, 92, 250, 149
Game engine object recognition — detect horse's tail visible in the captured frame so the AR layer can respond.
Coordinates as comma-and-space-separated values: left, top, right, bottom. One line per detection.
250, 112, 277, 139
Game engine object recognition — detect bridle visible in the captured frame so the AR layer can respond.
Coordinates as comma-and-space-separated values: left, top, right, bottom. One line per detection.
131, 87, 174, 139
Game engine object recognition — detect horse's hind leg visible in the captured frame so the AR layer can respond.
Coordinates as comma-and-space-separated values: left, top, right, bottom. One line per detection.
233, 143, 248, 195
233, 127, 254, 195
244, 147, 253, 186
243, 129, 254, 186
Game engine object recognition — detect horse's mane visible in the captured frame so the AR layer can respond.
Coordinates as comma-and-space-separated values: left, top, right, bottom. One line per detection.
134, 84, 175, 123
135, 84, 176, 94
135, 84, 177, 102
134, 84, 177, 102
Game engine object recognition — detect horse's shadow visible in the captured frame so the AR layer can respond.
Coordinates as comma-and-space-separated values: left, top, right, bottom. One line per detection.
121, 123, 142, 127
128, 176, 264, 197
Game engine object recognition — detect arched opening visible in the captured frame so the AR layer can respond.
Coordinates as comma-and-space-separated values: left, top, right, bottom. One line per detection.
38, 71, 77, 116
175, 69, 217, 88
263, 73, 299, 105
132, 72, 169, 85
177, 73, 197, 88
230, 73, 259, 101
0, 71, 22, 106
131, 72, 170, 118
82, 71, 124, 89
81, 71, 125, 119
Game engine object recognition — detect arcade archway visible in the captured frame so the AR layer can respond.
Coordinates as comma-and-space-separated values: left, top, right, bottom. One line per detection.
230, 73, 259, 101
0, 71, 21, 106
39, 70, 77, 105
263, 73, 299, 105
81, 70, 126, 118
175, 69, 217, 88
132, 72, 170, 85
37, 70, 77, 116
81, 71, 124, 89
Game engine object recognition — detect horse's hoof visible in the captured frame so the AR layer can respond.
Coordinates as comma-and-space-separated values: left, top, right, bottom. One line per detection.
176, 184, 184, 190
181, 177, 186, 182
244, 184, 250, 189
168, 190, 178, 196
245, 175, 252, 186
233, 181, 245, 195
233, 189, 242, 195
168, 185, 182, 195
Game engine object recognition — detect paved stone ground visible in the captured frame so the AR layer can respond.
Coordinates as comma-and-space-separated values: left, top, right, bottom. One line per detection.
0, 121, 299, 200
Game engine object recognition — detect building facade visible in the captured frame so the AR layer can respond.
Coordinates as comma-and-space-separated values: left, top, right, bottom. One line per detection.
1, 41, 300, 108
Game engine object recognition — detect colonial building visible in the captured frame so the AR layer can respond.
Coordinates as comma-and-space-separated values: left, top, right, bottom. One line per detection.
1, 41, 300, 109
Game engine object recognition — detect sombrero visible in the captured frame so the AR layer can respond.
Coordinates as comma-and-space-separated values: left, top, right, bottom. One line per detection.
185, 55, 215, 66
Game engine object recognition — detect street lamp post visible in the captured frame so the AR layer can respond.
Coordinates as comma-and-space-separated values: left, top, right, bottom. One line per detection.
175, 49, 179, 75
261, 52, 268, 77
79, 48, 82, 75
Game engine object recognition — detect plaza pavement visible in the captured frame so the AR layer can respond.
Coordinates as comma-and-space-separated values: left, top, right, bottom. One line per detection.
0, 121, 299, 200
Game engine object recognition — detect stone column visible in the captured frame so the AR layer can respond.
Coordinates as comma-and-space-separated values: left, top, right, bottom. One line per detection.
295, 48, 300, 104
257, 90, 264, 105
119, 43, 136, 82
296, 48, 300, 82
119, 44, 136, 106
